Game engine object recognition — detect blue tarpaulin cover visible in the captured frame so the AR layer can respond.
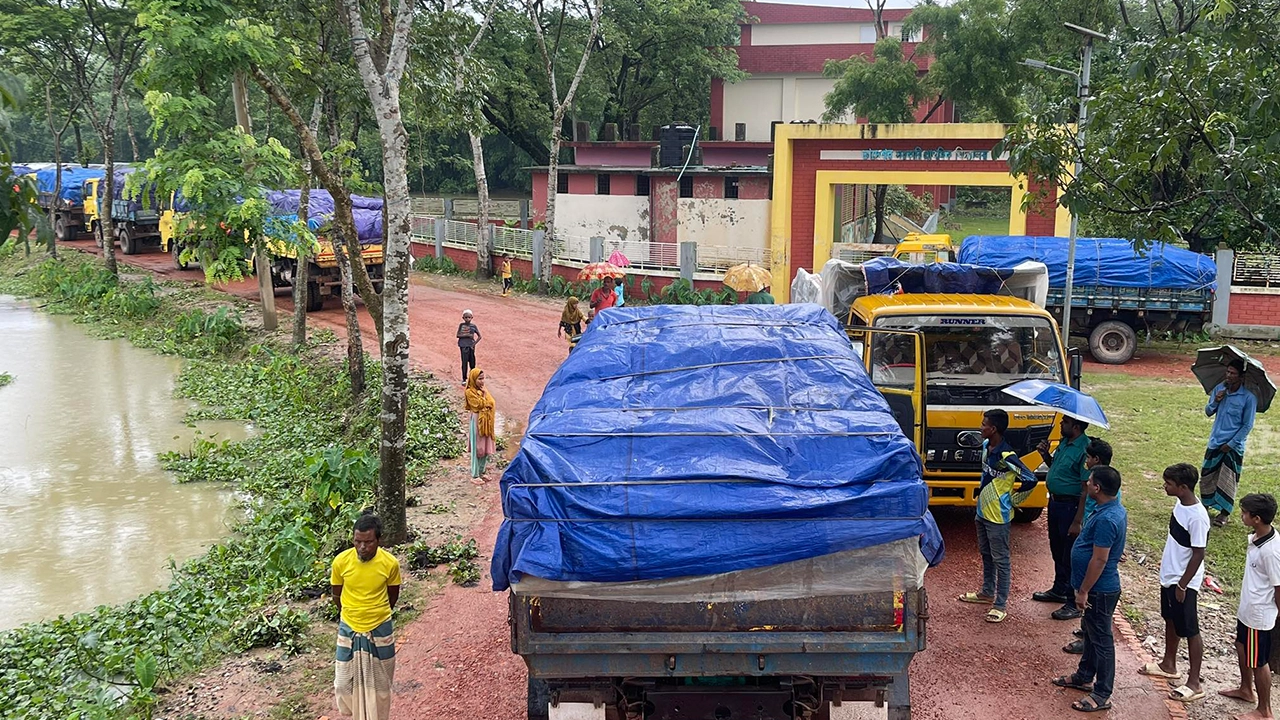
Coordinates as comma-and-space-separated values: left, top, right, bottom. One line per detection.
959, 236, 1217, 290
265, 189, 384, 216
861, 256, 1013, 295
265, 208, 383, 244
11, 164, 31, 177
491, 304, 944, 591
34, 165, 106, 203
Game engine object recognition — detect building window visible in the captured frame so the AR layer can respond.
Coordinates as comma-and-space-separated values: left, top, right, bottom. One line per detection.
636, 175, 650, 196
557, 172, 569, 193
596, 174, 611, 195
724, 176, 740, 199
679, 175, 694, 198
859, 25, 877, 43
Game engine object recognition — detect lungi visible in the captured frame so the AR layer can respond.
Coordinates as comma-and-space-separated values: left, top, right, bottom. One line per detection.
1201, 446, 1244, 515
335, 618, 395, 720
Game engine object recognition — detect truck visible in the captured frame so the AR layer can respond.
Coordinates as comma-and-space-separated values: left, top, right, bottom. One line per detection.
958, 235, 1217, 364
83, 168, 165, 255
819, 257, 1078, 522
495, 304, 945, 720
34, 165, 105, 241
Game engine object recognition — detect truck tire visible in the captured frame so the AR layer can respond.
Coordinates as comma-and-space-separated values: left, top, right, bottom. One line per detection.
305, 280, 324, 312
1014, 507, 1044, 523
120, 227, 138, 255
91, 221, 103, 247
55, 216, 70, 242
527, 677, 551, 720
1088, 321, 1137, 365
173, 243, 189, 270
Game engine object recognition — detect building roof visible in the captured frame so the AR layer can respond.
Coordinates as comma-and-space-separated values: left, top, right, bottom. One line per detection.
742, 1, 912, 24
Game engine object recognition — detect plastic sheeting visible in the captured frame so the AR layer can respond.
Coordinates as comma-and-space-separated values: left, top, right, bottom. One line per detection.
267, 208, 383, 244
790, 267, 822, 305
34, 165, 106, 203
11, 164, 31, 177
266, 189, 384, 216
862, 257, 1013, 295
491, 304, 944, 591
959, 236, 1217, 290
511, 538, 928, 601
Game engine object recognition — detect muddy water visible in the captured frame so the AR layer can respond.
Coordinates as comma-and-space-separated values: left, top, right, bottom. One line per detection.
0, 296, 250, 630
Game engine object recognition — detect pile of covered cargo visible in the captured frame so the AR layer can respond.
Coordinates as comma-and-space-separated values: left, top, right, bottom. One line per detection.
265, 189, 384, 243
957, 236, 1216, 290
34, 165, 105, 204
491, 304, 943, 599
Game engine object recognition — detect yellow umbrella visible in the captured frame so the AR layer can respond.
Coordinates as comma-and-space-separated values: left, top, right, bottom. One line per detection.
578, 262, 625, 281
722, 263, 772, 293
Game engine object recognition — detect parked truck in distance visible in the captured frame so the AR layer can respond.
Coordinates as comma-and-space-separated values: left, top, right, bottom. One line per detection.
496, 304, 944, 720
959, 236, 1216, 364
83, 170, 165, 255
262, 191, 387, 311
34, 165, 105, 241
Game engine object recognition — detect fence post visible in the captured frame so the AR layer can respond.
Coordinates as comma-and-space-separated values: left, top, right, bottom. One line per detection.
532, 230, 546, 279
679, 241, 696, 281
590, 236, 605, 263
443, 199, 453, 222
1213, 244, 1233, 328
433, 218, 445, 259
520, 199, 530, 229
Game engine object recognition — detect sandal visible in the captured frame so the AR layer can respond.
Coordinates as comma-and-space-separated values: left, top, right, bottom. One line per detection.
958, 592, 994, 604
1213, 513, 1231, 528
1063, 639, 1085, 654
1138, 662, 1181, 679
1052, 675, 1093, 692
1072, 695, 1112, 712
1168, 685, 1205, 703
985, 608, 1007, 623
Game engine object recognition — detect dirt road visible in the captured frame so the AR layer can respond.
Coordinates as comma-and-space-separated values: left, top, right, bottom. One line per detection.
74, 240, 1173, 720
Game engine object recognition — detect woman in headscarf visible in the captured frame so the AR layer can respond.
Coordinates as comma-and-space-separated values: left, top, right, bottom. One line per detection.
558, 296, 585, 341
465, 368, 497, 479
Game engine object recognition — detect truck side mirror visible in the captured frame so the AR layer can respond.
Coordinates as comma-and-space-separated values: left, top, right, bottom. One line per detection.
1068, 348, 1083, 390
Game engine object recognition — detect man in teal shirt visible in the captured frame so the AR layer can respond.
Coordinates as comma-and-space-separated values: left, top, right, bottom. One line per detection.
1033, 415, 1091, 620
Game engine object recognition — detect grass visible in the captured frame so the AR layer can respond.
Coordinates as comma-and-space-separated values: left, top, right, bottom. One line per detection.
1087, 372, 1280, 593
938, 212, 1010, 241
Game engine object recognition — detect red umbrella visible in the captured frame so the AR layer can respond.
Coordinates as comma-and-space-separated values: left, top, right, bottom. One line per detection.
577, 262, 625, 281
608, 249, 631, 267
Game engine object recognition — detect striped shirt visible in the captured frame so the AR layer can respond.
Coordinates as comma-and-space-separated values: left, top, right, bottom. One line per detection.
977, 438, 1036, 524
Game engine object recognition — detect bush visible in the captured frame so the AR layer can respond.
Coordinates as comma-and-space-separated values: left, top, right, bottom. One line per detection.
230, 605, 312, 656
413, 254, 463, 275
653, 278, 737, 306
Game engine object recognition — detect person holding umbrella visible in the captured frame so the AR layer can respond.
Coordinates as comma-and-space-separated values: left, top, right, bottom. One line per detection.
1198, 357, 1261, 527
723, 263, 773, 303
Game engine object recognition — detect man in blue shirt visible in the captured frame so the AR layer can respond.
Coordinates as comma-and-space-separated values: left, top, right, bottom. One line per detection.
1201, 360, 1259, 527
1053, 465, 1127, 713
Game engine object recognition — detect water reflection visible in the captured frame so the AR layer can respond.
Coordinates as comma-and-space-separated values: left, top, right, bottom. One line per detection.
0, 296, 246, 630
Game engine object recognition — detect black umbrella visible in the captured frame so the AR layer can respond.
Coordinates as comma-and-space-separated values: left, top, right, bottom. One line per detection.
1191, 345, 1275, 413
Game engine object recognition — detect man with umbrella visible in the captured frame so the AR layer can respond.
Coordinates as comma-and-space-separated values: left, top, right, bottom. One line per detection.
1201, 359, 1259, 527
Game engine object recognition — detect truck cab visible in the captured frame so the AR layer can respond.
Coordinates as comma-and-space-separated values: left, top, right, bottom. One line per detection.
892, 233, 957, 264
83, 177, 103, 243
848, 294, 1071, 521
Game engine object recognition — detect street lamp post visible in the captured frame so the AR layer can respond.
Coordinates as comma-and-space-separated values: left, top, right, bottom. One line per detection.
1021, 22, 1106, 351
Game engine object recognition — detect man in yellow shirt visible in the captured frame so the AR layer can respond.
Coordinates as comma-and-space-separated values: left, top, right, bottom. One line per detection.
331, 514, 402, 720
500, 255, 513, 296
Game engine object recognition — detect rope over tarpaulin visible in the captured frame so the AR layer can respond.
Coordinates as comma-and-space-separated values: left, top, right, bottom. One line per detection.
490, 304, 944, 591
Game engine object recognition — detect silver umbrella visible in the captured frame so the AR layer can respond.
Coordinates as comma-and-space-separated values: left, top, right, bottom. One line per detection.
1191, 345, 1275, 413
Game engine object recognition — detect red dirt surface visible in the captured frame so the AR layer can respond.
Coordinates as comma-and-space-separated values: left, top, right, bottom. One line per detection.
68, 240, 1175, 720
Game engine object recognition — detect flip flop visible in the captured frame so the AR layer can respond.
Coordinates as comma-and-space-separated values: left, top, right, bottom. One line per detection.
1072, 695, 1112, 713
1138, 662, 1181, 679
1053, 675, 1093, 692
958, 592, 994, 604
1168, 685, 1205, 703
985, 608, 1008, 623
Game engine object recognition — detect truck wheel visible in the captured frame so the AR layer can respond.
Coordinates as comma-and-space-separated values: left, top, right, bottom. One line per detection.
120, 227, 138, 255
1088, 321, 1137, 365
305, 281, 324, 312
527, 677, 551, 720
1013, 507, 1044, 523
91, 221, 103, 247
173, 243, 189, 270
55, 216, 70, 242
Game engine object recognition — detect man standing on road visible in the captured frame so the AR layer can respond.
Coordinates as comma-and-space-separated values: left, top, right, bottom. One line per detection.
589, 280, 617, 313
1202, 360, 1258, 527
1033, 415, 1091, 621
1052, 465, 1127, 713
457, 309, 481, 385
331, 514, 402, 720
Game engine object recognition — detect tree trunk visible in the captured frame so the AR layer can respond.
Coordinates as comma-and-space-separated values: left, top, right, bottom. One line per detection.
123, 93, 140, 162
101, 132, 118, 275
872, 184, 888, 244
292, 165, 311, 348
333, 238, 366, 398
44, 85, 61, 258
471, 131, 493, 279
540, 120, 562, 287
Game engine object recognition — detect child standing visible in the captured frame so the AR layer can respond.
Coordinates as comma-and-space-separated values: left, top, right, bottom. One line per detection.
1143, 463, 1210, 703
500, 256, 513, 296
1220, 493, 1280, 720
456, 309, 481, 384
957, 408, 1037, 623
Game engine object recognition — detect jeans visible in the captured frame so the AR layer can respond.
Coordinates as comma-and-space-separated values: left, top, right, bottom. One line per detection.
1048, 497, 1078, 603
1075, 590, 1121, 702
460, 346, 476, 382
975, 517, 1012, 610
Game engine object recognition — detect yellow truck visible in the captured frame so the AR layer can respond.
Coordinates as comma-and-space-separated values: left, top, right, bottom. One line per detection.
264, 235, 385, 312
84, 176, 164, 255
892, 233, 957, 263
845, 293, 1080, 522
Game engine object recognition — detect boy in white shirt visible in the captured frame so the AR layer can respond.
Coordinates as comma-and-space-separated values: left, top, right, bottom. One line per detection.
1220, 493, 1280, 720
1146, 464, 1210, 702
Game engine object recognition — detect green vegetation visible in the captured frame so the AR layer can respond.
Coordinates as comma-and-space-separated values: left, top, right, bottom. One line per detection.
0, 248, 464, 720
0, 371, 11, 387
407, 537, 482, 588
940, 213, 1010, 241
1088, 373, 1280, 593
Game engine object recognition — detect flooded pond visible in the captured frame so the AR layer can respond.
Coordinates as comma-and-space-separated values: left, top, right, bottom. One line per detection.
0, 296, 250, 630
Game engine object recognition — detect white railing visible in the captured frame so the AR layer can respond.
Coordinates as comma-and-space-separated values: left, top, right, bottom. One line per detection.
493, 225, 535, 259
606, 239, 681, 271
697, 245, 771, 272
1233, 252, 1280, 289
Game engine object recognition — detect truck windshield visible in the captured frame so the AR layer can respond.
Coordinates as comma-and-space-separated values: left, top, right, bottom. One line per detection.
876, 314, 1064, 387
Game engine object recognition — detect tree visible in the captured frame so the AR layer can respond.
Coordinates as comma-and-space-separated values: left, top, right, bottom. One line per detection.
528, 0, 603, 286
337, 0, 415, 544
1004, 0, 1280, 251
0, 72, 49, 246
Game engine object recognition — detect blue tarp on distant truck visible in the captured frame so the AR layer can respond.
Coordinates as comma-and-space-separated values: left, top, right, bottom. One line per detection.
34, 165, 106, 204
959, 236, 1217, 290
491, 304, 944, 591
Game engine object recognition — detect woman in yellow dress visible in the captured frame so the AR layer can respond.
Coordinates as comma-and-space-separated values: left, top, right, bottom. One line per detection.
464, 368, 497, 479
